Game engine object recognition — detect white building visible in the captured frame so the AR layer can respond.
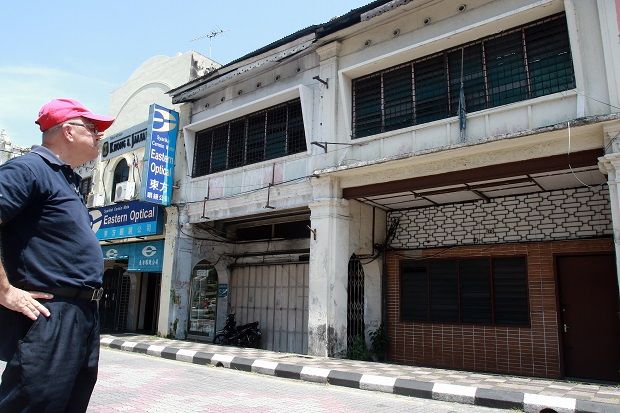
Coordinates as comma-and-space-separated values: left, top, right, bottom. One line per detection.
165, 0, 620, 381
86, 52, 218, 334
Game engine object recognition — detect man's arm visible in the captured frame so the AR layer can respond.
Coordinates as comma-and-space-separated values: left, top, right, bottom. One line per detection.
0, 221, 52, 320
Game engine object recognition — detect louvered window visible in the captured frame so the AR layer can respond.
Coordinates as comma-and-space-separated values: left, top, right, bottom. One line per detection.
192, 99, 306, 177
352, 12, 575, 138
400, 257, 529, 326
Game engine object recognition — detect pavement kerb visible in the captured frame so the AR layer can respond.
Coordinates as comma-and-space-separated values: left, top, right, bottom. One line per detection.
100, 337, 620, 413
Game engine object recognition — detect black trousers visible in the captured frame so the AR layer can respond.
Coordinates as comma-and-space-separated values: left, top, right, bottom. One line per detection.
0, 298, 100, 413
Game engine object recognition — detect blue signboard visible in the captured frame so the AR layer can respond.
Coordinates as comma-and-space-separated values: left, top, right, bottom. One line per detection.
89, 200, 164, 241
141, 104, 179, 206
101, 240, 165, 272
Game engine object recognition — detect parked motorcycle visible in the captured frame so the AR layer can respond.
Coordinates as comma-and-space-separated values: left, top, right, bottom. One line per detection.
213, 313, 261, 348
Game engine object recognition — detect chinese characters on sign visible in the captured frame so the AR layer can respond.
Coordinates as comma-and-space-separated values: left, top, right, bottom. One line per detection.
89, 200, 164, 241
141, 104, 179, 206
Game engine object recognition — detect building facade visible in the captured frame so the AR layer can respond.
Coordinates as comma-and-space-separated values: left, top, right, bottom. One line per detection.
166, 0, 620, 381
86, 52, 218, 334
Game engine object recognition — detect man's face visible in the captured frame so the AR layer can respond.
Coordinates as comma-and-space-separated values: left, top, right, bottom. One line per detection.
65, 117, 103, 163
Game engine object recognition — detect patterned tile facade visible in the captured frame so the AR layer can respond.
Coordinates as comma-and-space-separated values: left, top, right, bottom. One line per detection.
389, 186, 611, 249
384, 185, 614, 379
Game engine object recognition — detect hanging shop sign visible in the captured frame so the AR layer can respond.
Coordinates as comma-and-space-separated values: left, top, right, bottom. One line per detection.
101, 239, 165, 272
89, 200, 164, 241
140, 104, 179, 206
100, 121, 148, 161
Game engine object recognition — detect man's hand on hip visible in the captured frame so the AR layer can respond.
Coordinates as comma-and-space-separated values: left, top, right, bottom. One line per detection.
0, 285, 53, 320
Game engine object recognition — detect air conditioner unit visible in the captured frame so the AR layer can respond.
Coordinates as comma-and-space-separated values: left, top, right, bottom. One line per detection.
114, 181, 135, 203
87, 193, 105, 208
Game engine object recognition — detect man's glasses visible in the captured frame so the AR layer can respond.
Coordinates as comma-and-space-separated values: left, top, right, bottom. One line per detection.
66, 122, 100, 136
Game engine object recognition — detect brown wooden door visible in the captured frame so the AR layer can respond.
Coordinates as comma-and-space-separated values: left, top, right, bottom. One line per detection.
557, 254, 620, 381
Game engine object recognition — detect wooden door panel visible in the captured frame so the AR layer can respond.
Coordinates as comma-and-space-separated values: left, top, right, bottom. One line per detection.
557, 255, 620, 381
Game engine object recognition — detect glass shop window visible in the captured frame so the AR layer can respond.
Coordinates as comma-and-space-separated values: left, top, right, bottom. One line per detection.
188, 262, 218, 339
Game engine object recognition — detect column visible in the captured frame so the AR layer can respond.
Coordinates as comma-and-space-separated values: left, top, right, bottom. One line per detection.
308, 176, 351, 357
598, 124, 620, 310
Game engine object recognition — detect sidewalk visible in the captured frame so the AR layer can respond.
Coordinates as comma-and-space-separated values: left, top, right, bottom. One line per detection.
100, 333, 619, 413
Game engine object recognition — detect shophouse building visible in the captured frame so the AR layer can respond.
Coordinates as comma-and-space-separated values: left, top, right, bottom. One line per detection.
86, 52, 218, 334
166, 0, 620, 381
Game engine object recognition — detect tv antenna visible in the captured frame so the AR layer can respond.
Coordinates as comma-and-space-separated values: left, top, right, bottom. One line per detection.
191, 29, 228, 58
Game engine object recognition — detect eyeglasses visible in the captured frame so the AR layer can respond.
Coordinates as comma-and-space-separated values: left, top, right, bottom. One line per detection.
66, 122, 100, 136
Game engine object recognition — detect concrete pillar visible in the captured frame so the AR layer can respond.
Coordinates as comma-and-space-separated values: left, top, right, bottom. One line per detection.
598, 124, 620, 313
308, 176, 351, 357
157, 206, 178, 336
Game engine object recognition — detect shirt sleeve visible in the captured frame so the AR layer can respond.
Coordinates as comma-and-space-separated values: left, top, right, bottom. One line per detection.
0, 159, 37, 224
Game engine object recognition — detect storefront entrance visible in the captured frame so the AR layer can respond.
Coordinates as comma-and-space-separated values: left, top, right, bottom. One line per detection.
230, 262, 309, 354
557, 254, 620, 381
140, 273, 161, 334
101, 267, 130, 333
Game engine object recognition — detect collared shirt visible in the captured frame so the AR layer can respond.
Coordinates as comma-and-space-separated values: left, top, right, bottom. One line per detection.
0, 145, 103, 290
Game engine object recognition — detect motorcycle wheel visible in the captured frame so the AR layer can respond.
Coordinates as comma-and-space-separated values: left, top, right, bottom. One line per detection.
242, 331, 261, 348
214, 334, 228, 345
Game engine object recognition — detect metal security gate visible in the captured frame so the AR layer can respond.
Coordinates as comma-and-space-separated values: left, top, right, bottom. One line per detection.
347, 255, 365, 348
101, 268, 130, 332
230, 263, 308, 354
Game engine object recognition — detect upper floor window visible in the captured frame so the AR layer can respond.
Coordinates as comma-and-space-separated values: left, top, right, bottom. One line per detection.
192, 99, 306, 177
111, 158, 129, 201
352, 13, 575, 138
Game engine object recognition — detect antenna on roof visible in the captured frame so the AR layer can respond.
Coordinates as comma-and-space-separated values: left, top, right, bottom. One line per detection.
191, 29, 228, 58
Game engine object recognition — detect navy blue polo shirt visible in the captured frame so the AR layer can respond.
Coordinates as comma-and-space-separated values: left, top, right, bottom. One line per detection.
0, 146, 103, 290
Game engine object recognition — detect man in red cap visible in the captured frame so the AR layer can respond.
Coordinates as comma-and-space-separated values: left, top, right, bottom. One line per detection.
0, 98, 114, 412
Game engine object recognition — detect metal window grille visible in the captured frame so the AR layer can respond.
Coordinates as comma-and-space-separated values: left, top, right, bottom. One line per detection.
192, 99, 306, 177
352, 12, 575, 138
347, 255, 365, 349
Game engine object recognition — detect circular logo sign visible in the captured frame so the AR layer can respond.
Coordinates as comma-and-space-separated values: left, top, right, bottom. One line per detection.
142, 245, 157, 257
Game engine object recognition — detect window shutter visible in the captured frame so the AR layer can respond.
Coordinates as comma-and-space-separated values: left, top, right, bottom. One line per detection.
493, 257, 529, 325
401, 262, 428, 321
429, 261, 459, 322
353, 74, 382, 138
192, 130, 212, 177
414, 54, 449, 125
265, 104, 287, 160
485, 31, 528, 106
246, 113, 266, 165
287, 100, 306, 154
210, 124, 228, 173
525, 15, 575, 98
448, 43, 486, 116
228, 120, 246, 169
383, 65, 413, 132
459, 259, 492, 324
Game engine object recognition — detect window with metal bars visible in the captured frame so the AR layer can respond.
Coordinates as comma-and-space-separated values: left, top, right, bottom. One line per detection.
352, 13, 575, 138
400, 257, 529, 326
78, 176, 92, 204
192, 99, 306, 177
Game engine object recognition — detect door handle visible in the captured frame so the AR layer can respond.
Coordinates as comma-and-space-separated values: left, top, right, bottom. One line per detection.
563, 323, 569, 333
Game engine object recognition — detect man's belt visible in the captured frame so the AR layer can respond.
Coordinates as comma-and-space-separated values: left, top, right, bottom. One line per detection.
48, 287, 104, 302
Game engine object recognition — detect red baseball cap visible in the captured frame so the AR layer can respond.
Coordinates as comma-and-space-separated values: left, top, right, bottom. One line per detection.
35, 98, 115, 132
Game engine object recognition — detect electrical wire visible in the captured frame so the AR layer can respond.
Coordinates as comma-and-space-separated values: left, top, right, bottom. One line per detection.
566, 120, 595, 189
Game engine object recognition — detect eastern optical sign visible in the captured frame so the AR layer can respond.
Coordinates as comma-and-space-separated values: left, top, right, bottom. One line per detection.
101, 240, 165, 272
88, 200, 164, 240
100, 121, 148, 161
140, 104, 179, 206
